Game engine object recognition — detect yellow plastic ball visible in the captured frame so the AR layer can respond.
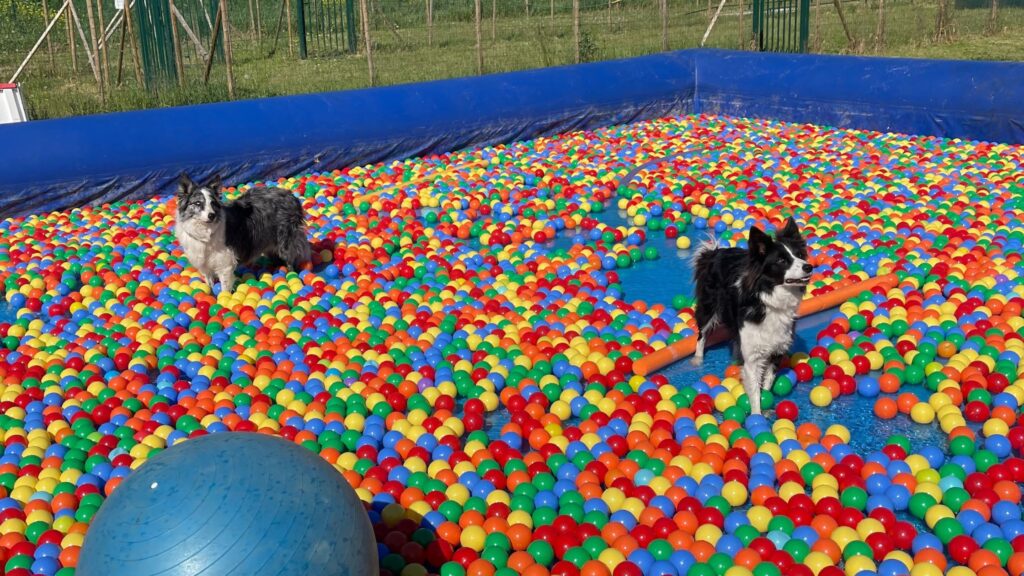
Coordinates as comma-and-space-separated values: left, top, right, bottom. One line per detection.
459, 525, 487, 551
804, 551, 834, 575
904, 455, 929, 475
61, 532, 85, 548
695, 524, 722, 545
830, 526, 859, 551
507, 510, 533, 528
810, 386, 833, 407
445, 484, 470, 505
946, 567, 976, 576
910, 403, 936, 424
856, 518, 886, 539
722, 481, 749, 507
845, 556, 876, 576
886, 551, 913, 569
924, 504, 954, 528
983, 418, 1010, 437
822, 428, 849, 447
725, 568, 754, 576
598, 548, 626, 571
603, 487, 626, 511
909, 562, 943, 576
747, 505, 772, 532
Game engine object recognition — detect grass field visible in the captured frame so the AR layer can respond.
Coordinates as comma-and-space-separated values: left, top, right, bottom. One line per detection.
1, 0, 1022, 119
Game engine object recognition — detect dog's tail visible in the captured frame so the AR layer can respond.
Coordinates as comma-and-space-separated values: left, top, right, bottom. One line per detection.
282, 231, 312, 269
691, 235, 719, 277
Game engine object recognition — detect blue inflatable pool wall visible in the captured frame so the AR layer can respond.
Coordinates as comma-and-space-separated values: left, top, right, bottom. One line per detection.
1, 49, 1022, 218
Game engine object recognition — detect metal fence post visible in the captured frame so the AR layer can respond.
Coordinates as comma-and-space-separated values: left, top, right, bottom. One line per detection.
296, 0, 307, 58
346, 0, 357, 52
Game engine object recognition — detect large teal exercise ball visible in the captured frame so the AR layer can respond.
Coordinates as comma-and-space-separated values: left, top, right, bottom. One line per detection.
78, 432, 378, 576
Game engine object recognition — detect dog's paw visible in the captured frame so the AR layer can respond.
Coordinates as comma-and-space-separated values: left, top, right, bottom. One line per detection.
762, 379, 774, 391
690, 357, 703, 367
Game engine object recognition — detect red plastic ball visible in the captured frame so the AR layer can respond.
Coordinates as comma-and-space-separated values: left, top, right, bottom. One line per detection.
775, 401, 799, 420
794, 363, 814, 382
891, 521, 917, 550
866, 532, 894, 561
965, 401, 991, 422
613, 562, 644, 576
552, 560, 582, 576
949, 534, 980, 565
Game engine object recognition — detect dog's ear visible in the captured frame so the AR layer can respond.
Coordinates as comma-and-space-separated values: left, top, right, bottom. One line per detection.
778, 217, 801, 240
748, 226, 771, 258
207, 175, 223, 195
177, 173, 194, 198
776, 216, 808, 256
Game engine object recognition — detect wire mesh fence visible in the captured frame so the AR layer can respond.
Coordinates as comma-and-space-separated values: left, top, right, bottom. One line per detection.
1, 0, 1023, 119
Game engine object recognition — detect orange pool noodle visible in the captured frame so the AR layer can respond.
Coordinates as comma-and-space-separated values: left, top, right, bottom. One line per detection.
631, 274, 899, 376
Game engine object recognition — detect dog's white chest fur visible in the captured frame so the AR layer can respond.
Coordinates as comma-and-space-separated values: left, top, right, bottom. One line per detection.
175, 219, 237, 284
739, 285, 802, 360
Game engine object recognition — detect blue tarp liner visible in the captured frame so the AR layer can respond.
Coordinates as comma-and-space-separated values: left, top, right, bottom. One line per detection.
696, 50, 1024, 143
0, 53, 697, 219
1, 48, 1023, 219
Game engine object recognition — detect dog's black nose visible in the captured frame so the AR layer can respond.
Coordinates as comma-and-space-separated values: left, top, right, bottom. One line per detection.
802, 263, 813, 273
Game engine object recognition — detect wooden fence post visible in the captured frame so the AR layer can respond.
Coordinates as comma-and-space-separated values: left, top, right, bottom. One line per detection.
8, 0, 71, 83
84, 0, 105, 103
875, 0, 885, 50
124, 0, 143, 84
67, 6, 78, 73
286, 0, 293, 55
358, 0, 375, 84
660, 0, 668, 50
475, 0, 483, 73
169, 0, 185, 86
97, 0, 109, 85
832, 0, 854, 47
221, 0, 235, 97
42, 0, 55, 66
204, 3, 222, 83
812, 0, 819, 50
739, 0, 745, 48
426, 0, 432, 46
572, 0, 579, 62
248, 0, 257, 37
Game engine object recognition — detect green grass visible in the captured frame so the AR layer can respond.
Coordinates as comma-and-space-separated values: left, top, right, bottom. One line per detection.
2, 0, 1022, 119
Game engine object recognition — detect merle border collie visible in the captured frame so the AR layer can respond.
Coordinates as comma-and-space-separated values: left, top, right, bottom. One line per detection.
691, 218, 813, 415
174, 173, 311, 293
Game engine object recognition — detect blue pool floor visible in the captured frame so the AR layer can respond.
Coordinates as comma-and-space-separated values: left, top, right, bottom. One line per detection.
543, 209, 947, 458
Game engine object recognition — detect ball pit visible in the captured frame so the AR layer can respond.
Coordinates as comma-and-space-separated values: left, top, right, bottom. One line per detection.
0, 113, 1023, 576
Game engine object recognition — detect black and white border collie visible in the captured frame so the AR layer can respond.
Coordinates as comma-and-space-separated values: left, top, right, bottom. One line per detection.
691, 218, 813, 415
174, 173, 311, 293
